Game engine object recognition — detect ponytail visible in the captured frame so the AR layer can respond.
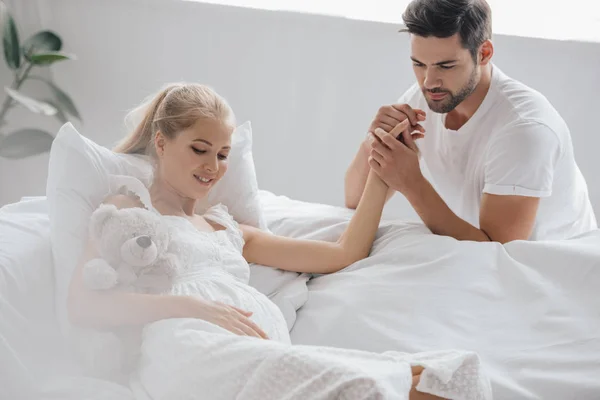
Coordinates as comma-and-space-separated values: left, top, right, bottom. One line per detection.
114, 84, 182, 155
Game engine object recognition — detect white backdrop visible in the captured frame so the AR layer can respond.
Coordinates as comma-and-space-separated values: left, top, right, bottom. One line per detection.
1, 0, 599, 221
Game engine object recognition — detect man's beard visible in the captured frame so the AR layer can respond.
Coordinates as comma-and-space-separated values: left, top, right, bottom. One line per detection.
424, 67, 479, 114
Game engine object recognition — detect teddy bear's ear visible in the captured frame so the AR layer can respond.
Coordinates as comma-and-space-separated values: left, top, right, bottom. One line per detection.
89, 203, 119, 241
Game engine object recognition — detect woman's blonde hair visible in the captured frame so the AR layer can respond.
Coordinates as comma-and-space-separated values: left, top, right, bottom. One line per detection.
114, 83, 235, 156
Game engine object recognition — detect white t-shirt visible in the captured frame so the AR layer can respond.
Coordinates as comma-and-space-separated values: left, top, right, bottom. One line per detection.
398, 64, 597, 241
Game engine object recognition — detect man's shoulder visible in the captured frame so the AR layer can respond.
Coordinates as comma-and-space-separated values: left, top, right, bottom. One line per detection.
493, 67, 566, 130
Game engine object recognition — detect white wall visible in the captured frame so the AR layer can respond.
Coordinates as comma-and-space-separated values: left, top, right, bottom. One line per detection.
2, 0, 599, 221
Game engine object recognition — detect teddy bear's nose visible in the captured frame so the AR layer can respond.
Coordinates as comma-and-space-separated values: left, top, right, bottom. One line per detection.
136, 236, 152, 249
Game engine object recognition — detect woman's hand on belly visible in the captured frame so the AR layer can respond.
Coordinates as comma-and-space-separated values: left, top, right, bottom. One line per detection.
175, 296, 270, 340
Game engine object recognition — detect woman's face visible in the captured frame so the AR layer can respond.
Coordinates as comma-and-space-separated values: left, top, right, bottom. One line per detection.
155, 117, 233, 200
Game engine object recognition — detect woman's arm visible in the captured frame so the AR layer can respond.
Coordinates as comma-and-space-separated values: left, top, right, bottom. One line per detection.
241, 169, 389, 274
68, 194, 267, 338
67, 195, 181, 329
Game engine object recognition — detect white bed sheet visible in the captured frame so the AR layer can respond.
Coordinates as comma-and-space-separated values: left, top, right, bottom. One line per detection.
0, 195, 312, 400
0, 198, 134, 400
259, 190, 600, 400
3, 192, 599, 399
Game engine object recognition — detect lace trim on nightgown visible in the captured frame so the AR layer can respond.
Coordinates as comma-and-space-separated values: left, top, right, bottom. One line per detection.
202, 204, 245, 253
107, 174, 154, 211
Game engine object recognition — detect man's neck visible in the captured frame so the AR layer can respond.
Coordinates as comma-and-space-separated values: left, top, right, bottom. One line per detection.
445, 63, 493, 131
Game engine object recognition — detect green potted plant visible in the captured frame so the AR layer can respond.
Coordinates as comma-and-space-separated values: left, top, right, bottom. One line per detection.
0, 0, 80, 159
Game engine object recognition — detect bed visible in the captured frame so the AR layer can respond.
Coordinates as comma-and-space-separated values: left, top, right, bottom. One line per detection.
260, 191, 600, 399
1, 191, 599, 399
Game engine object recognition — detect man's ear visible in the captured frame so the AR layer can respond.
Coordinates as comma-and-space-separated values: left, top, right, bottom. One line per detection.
479, 39, 494, 66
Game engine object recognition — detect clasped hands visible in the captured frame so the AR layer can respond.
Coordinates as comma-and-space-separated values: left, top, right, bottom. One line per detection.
366, 104, 427, 196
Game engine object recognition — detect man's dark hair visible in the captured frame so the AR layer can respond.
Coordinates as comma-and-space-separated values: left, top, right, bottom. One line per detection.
401, 0, 492, 61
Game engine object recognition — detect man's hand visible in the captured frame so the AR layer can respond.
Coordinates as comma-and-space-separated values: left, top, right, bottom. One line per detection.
344, 103, 425, 209
368, 122, 424, 196
368, 104, 427, 139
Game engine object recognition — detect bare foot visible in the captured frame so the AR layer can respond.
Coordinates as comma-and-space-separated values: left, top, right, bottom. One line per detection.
410, 366, 448, 400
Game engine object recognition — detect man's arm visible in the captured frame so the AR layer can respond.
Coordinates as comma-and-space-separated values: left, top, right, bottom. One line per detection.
406, 177, 539, 243
369, 127, 544, 243
344, 104, 425, 209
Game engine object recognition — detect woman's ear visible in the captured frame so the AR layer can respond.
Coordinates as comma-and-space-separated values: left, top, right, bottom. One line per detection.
154, 131, 167, 157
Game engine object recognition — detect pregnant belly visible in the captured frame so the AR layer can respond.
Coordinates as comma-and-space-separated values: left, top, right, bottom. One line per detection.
170, 274, 291, 344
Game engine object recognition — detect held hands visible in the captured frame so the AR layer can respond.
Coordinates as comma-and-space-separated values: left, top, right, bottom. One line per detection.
180, 296, 269, 339
368, 104, 426, 142
367, 119, 424, 196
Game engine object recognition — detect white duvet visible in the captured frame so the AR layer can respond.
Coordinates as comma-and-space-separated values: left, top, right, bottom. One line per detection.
1, 192, 599, 399
260, 191, 600, 400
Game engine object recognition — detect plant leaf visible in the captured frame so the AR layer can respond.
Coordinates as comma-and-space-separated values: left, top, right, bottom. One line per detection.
28, 51, 74, 65
0, 128, 54, 159
42, 98, 68, 124
29, 75, 82, 121
1, 3, 20, 70
22, 30, 62, 59
5, 87, 57, 116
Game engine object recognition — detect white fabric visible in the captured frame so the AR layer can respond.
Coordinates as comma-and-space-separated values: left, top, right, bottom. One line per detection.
0, 198, 68, 397
252, 190, 363, 328
0, 198, 92, 398
149, 200, 291, 343
119, 184, 491, 399
39, 377, 135, 400
46, 122, 268, 334
0, 194, 491, 399
46, 123, 156, 334
399, 64, 597, 240
259, 191, 600, 400
109, 173, 307, 331
42, 176, 487, 399
7, 191, 599, 398
0, 198, 54, 330
133, 318, 491, 400
0, 197, 140, 399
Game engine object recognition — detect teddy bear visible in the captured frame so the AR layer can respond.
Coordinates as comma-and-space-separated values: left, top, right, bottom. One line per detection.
82, 202, 178, 294
75, 202, 179, 381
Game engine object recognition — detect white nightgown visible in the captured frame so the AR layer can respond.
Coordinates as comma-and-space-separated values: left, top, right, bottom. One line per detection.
156, 203, 291, 343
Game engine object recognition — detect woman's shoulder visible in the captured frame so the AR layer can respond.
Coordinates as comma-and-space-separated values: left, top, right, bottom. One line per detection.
203, 203, 245, 250
203, 203, 237, 229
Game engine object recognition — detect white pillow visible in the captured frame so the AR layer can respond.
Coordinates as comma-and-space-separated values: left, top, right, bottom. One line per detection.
46, 122, 267, 333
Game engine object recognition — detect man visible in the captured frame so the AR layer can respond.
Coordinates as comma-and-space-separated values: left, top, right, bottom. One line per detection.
345, 0, 597, 243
